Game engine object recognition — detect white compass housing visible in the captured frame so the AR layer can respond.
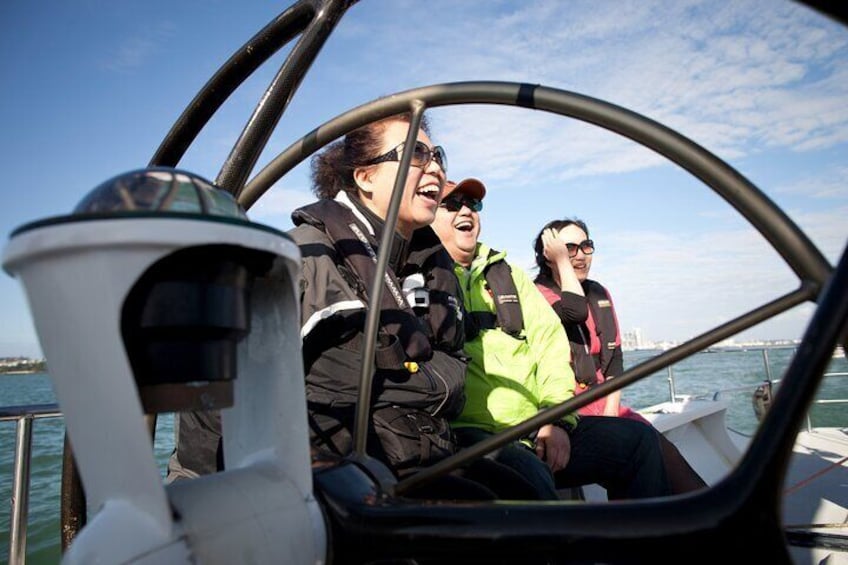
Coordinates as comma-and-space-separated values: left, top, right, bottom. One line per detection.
2, 168, 326, 564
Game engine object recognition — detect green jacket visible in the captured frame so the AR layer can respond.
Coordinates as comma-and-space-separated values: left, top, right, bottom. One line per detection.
452, 242, 578, 433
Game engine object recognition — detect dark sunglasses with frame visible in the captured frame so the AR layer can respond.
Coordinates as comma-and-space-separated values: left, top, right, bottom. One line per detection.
362, 140, 448, 172
565, 239, 594, 257
439, 195, 483, 213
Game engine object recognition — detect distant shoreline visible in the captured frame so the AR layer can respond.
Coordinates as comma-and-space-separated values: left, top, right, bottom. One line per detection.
622, 343, 802, 353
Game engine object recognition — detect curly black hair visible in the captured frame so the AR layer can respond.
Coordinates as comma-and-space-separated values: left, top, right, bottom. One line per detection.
310, 113, 431, 199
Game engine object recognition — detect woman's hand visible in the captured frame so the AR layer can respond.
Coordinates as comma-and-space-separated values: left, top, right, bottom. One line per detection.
535, 423, 571, 472
542, 228, 583, 294
542, 228, 570, 266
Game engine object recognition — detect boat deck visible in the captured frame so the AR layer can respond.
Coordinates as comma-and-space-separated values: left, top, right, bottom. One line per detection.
783, 427, 848, 533
578, 399, 848, 563
656, 399, 848, 564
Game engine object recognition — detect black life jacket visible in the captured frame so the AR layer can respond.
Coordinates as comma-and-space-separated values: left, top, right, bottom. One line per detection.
583, 279, 623, 378
291, 197, 467, 418
291, 198, 467, 473
465, 250, 525, 340
534, 274, 602, 387
293, 198, 464, 367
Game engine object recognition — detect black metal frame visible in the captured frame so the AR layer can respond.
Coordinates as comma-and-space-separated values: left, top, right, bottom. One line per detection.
238, 79, 838, 499
57, 0, 847, 561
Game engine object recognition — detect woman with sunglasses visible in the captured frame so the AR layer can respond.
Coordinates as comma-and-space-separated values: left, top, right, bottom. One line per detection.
288, 114, 539, 500
533, 219, 625, 419
167, 116, 453, 482
533, 218, 707, 494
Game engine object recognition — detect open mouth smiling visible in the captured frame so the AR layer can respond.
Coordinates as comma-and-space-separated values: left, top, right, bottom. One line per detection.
417, 185, 440, 204
455, 219, 474, 232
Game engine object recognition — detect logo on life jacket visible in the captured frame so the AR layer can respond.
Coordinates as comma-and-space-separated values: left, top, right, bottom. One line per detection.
466, 251, 525, 340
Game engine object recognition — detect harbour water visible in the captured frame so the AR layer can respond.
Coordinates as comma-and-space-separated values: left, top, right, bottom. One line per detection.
2, 347, 846, 564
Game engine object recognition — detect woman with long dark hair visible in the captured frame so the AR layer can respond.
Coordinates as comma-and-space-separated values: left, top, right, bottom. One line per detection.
533, 218, 707, 494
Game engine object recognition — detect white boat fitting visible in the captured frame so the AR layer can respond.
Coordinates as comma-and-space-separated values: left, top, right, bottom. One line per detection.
2, 174, 325, 564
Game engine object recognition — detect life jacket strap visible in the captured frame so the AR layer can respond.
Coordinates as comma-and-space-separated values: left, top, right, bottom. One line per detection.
467, 251, 525, 339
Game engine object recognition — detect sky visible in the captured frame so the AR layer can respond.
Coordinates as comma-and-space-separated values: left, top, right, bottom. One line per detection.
1, 0, 846, 359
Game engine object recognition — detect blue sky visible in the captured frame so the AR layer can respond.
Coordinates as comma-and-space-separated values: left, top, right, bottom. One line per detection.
1, 1, 846, 358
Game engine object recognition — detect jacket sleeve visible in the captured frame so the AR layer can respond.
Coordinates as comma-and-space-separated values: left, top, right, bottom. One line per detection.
290, 224, 365, 338
534, 280, 588, 325
553, 291, 589, 325
512, 266, 578, 426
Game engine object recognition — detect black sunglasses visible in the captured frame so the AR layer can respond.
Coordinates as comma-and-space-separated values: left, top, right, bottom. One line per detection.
363, 140, 447, 172
439, 195, 483, 213
565, 239, 594, 257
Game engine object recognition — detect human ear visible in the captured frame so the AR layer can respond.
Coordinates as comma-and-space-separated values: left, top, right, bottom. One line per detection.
353, 166, 375, 195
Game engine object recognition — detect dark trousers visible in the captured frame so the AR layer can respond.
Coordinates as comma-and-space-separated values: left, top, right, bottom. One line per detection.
455, 416, 671, 500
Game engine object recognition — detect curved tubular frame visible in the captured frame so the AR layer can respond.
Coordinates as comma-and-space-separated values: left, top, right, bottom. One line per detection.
241, 82, 830, 284
149, 0, 358, 194
239, 81, 834, 493
352, 102, 427, 457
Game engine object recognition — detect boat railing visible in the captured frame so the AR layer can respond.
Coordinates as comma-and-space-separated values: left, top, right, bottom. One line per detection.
705, 375, 848, 434
1, 403, 62, 565
661, 347, 848, 434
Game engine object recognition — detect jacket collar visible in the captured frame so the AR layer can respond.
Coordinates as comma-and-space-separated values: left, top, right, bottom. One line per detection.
339, 192, 412, 274
468, 242, 506, 275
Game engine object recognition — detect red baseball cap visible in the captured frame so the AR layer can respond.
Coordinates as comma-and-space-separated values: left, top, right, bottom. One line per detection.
444, 178, 486, 200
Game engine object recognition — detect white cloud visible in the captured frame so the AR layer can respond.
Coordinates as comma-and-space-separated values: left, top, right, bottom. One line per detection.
249, 0, 848, 344
412, 1, 848, 189
571, 202, 846, 344
5, 0, 847, 355
101, 21, 176, 73
777, 166, 848, 200
247, 186, 315, 230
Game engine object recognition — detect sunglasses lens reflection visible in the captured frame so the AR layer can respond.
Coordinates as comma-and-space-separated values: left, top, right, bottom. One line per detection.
566, 240, 594, 257
412, 141, 430, 165
411, 141, 447, 172
433, 146, 447, 171
441, 196, 482, 212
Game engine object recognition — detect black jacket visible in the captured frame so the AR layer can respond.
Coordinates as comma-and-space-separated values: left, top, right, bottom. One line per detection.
290, 192, 468, 471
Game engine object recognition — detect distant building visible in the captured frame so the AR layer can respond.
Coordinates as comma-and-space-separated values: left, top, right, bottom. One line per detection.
622, 328, 644, 351
0, 356, 46, 373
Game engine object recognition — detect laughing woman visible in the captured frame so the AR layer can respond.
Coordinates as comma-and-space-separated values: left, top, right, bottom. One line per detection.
289, 113, 536, 500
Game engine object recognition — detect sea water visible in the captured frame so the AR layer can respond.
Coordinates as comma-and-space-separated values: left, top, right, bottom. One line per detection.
0, 377, 175, 564
625, 347, 847, 435
1, 348, 846, 564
